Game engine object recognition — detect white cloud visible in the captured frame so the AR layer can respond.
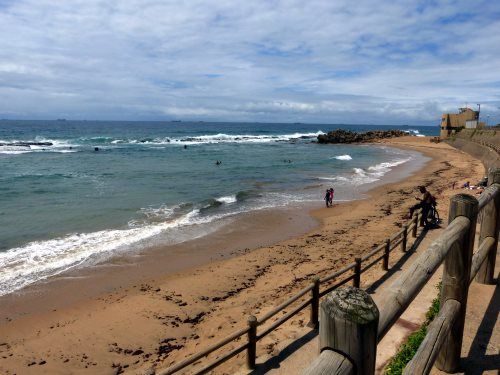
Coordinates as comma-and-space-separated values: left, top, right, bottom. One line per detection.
0, 0, 499, 124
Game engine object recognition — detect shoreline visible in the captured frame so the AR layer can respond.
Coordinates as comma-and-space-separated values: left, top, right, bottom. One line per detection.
0, 143, 427, 318
0, 136, 485, 375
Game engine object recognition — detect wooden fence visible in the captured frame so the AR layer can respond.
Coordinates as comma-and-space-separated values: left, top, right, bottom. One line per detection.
302, 168, 500, 375
158, 196, 424, 374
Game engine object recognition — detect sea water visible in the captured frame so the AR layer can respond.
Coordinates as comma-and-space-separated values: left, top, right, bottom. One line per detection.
0, 121, 437, 295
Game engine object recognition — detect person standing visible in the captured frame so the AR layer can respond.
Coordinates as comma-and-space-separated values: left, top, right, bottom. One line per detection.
324, 189, 331, 208
329, 188, 334, 206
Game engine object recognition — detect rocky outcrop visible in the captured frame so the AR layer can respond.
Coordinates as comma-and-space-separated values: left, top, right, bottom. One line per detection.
317, 129, 407, 144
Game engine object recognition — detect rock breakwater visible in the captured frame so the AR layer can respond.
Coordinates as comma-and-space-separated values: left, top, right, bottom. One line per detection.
317, 129, 407, 144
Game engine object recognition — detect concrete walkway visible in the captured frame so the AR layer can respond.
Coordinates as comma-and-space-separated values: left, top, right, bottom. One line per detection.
242, 225, 499, 375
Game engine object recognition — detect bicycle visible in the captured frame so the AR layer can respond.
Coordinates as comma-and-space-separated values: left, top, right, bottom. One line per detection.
423, 203, 440, 229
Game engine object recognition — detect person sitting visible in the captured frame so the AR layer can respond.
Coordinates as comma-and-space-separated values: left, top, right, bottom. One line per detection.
408, 186, 434, 227
462, 181, 470, 189
477, 176, 488, 188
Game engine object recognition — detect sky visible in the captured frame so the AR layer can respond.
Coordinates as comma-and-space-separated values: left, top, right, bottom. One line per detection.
0, 0, 499, 125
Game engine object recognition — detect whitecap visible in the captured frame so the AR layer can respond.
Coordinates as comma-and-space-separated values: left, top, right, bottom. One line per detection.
168, 131, 325, 145
407, 129, 426, 137
319, 157, 412, 186
332, 154, 352, 160
216, 195, 237, 204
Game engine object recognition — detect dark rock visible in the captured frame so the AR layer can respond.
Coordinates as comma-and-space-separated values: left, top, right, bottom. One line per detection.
317, 129, 408, 144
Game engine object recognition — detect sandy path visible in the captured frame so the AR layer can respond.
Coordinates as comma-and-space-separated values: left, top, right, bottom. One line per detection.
0, 137, 485, 375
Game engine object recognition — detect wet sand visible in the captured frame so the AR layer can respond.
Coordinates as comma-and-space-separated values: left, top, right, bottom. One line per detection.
0, 136, 485, 375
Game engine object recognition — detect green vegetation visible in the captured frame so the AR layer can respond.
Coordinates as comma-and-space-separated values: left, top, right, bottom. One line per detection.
384, 283, 441, 375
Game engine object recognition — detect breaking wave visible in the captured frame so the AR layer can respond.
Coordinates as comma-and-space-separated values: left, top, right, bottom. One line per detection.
332, 154, 352, 160
407, 129, 426, 137
319, 157, 411, 185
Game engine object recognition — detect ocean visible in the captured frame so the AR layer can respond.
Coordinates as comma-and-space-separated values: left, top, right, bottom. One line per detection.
0, 121, 438, 296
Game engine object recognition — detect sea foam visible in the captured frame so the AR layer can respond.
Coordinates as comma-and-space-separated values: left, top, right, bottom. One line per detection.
216, 195, 237, 204
0, 207, 216, 296
333, 154, 352, 160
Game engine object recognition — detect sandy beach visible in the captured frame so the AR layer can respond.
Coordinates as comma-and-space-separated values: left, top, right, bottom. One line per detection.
0, 136, 485, 375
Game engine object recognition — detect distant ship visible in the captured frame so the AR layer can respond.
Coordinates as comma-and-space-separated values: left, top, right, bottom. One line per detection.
56, 118, 67, 121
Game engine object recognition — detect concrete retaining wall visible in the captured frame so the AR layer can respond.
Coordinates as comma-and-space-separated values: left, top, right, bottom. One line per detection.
446, 129, 500, 171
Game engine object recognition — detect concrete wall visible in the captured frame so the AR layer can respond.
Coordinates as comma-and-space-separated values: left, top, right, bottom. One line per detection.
446, 129, 500, 172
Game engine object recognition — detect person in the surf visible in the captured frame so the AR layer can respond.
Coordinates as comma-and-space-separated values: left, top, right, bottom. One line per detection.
329, 188, 334, 206
408, 186, 434, 226
324, 189, 331, 207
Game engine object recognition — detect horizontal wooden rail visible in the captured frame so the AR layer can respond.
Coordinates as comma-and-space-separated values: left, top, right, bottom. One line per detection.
408, 221, 416, 231
158, 202, 424, 374
257, 298, 313, 339
319, 274, 355, 297
477, 184, 499, 211
470, 236, 496, 283
403, 300, 461, 375
390, 236, 404, 251
361, 253, 385, 272
193, 341, 249, 375
361, 242, 386, 262
377, 216, 470, 340
303, 184, 500, 375
301, 349, 354, 375
389, 227, 406, 242
320, 262, 356, 283
158, 326, 250, 375
258, 284, 313, 324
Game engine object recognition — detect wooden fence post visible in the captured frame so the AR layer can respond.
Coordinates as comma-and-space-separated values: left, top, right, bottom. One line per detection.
476, 168, 500, 284
353, 258, 361, 288
319, 286, 379, 375
247, 315, 258, 369
308, 276, 320, 329
382, 239, 390, 271
402, 224, 408, 252
436, 194, 478, 372
412, 214, 418, 237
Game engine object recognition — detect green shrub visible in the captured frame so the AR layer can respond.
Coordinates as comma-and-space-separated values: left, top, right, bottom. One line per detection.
384, 283, 441, 375
425, 282, 441, 323
385, 327, 428, 375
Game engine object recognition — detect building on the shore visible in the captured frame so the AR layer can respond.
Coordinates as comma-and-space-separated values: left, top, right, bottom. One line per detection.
440, 107, 485, 138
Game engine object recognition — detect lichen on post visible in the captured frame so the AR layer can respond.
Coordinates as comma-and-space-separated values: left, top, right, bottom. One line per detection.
319, 286, 379, 375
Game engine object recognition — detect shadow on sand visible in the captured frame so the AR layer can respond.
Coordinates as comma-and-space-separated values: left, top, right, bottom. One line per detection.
248, 329, 318, 374
366, 228, 429, 294
248, 228, 432, 373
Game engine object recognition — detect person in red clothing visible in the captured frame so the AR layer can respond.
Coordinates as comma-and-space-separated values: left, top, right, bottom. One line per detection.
329, 188, 334, 206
